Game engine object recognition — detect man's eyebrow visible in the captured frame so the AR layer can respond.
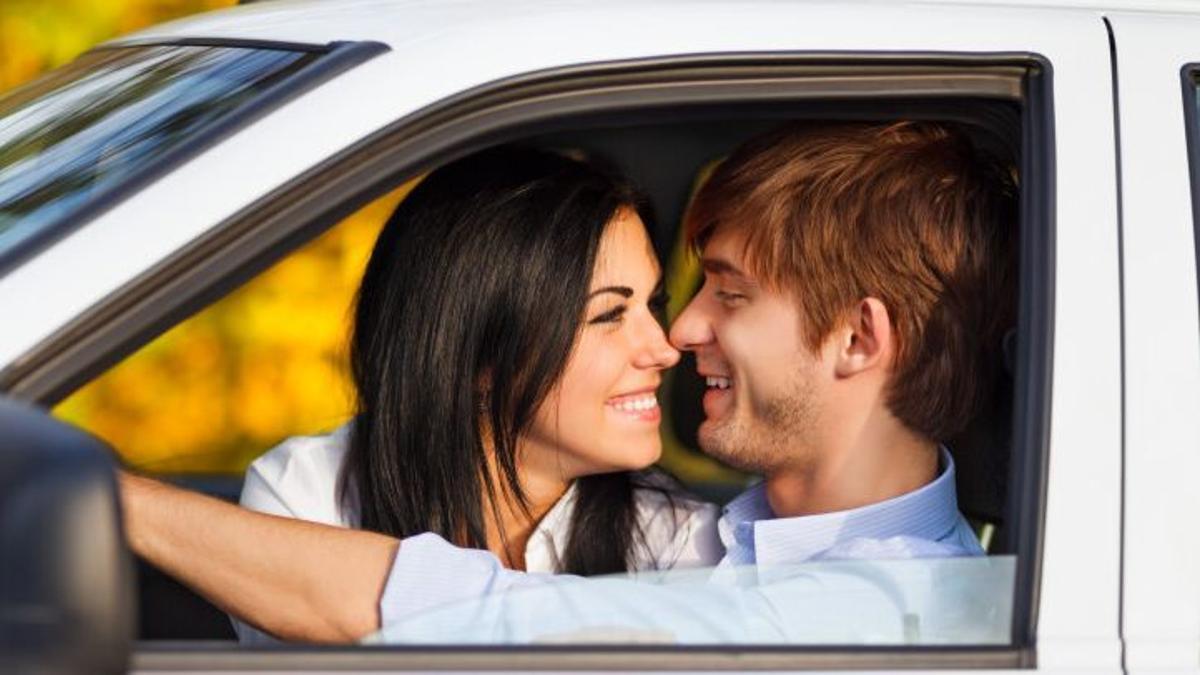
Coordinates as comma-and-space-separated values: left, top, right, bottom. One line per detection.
587, 285, 634, 300
701, 257, 754, 282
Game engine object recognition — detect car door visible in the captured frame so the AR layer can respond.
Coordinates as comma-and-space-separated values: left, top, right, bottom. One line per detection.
0, 2, 1122, 673
1106, 12, 1200, 675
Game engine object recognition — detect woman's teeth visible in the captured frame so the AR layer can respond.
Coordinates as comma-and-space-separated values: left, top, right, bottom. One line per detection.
608, 393, 658, 412
706, 376, 732, 390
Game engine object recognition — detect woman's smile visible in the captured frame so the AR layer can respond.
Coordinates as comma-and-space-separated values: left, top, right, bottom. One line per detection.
605, 389, 661, 422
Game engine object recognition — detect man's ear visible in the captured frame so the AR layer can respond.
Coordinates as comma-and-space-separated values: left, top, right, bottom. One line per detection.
833, 297, 893, 378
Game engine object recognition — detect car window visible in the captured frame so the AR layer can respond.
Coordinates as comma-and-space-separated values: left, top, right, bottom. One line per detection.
53, 183, 413, 474
36, 55, 1049, 664
0, 43, 323, 270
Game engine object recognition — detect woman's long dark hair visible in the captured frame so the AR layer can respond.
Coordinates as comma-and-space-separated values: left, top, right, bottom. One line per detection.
340, 146, 658, 575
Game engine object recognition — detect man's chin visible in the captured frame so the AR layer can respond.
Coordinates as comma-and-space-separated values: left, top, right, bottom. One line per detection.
697, 420, 752, 472
699, 416, 789, 474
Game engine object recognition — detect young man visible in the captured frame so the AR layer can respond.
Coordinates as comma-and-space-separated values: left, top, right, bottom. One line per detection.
668, 120, 1014, 563
120, 120, 1016, 643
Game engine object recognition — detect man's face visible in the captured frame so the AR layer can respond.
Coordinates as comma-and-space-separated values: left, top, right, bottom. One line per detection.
669, 228, 830, 473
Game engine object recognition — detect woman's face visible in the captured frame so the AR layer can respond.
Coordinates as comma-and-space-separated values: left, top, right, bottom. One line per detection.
522, 208, 680, 481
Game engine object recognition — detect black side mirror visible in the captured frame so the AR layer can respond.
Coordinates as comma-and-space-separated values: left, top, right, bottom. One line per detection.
0, 397, 133, 675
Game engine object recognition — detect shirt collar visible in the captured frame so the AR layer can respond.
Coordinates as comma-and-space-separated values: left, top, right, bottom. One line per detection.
523, 481, 579, 572
718, 446, 962, 566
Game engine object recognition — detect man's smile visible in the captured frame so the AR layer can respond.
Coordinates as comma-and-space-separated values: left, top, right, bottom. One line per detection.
700, 373, 735, 419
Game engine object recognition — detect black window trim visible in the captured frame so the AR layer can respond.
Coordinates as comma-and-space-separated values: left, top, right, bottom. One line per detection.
0, 37, 389, 280
1179, 64, 1200, 326
1, 51, 1054, 672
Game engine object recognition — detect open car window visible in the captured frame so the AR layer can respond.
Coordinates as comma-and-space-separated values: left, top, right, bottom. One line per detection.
26, 52, 1051, 670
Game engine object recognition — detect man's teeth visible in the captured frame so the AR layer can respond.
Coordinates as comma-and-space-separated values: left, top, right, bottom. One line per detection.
706, 376, 732, 390
609, 394, 658, 412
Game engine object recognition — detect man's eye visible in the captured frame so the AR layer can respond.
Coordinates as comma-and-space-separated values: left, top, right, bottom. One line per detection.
589, 306, 627, 324
715, 290, 746, 304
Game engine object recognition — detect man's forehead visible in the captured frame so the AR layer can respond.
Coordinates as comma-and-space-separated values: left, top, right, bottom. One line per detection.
699, 228, 757, 283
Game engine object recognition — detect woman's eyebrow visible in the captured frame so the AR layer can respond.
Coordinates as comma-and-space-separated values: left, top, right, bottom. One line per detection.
587, 285, 634, 300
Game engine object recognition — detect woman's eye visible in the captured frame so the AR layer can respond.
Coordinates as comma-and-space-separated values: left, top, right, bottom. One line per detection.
589, 306, 627, 324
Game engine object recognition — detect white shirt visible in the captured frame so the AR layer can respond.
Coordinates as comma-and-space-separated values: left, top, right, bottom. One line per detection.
234, 422, 722, 643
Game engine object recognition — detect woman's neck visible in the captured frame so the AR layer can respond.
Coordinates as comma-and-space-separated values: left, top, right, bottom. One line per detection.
481, 453, 570, 571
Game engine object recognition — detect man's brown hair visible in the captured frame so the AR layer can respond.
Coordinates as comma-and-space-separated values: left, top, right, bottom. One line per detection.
686, 121, 1017, 441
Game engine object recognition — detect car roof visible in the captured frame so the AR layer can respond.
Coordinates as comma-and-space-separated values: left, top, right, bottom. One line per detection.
0, 0, 1159, 379
109, 0, 1200, 54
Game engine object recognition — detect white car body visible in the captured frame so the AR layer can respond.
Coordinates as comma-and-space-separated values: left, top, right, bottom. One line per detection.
0, 1, 1195, 673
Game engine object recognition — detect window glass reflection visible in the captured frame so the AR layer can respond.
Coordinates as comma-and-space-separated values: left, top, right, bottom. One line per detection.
0, 44, 319, 258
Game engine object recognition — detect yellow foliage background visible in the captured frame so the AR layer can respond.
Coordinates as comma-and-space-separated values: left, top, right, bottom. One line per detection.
0, 0, 236, 92
54, 187, 410, 473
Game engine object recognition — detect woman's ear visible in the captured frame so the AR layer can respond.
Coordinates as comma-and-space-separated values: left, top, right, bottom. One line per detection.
833, 297, 893, 379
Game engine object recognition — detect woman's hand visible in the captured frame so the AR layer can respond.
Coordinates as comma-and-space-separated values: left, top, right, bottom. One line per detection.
117, 470, 399, 643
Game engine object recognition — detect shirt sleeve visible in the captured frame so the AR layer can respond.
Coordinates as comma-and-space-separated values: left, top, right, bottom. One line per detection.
374, 532, 755, 644
379, 533, 574, 626
371, 544, 1015, 646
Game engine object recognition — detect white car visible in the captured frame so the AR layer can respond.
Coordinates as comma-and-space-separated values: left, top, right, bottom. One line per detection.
0, 0, 1195, 673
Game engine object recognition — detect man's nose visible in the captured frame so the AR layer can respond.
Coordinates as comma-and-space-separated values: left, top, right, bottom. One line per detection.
669, 296, 714, 352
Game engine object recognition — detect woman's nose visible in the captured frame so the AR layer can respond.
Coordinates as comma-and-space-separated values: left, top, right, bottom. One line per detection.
635, 317, 681, 370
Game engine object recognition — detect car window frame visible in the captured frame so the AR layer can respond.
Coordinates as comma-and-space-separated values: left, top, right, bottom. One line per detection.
1, 52, 1054, 671
1178, 63, 1200, 311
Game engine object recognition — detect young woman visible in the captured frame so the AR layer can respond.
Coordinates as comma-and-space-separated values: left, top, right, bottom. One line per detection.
135, 146, 722, 643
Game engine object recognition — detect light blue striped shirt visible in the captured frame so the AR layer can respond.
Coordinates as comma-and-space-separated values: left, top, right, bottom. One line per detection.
717, 447, 982, 568
373, 447, 990, 644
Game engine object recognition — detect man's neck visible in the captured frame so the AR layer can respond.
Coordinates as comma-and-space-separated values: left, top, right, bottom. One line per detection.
763, 425, 938, 518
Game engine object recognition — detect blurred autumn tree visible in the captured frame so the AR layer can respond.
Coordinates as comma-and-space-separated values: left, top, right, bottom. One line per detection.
54, 186, 411, 473
0, 0, 407, 473
0, 0, 236, 92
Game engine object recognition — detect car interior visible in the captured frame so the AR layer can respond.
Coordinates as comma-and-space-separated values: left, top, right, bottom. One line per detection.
64, 102, 1023, 643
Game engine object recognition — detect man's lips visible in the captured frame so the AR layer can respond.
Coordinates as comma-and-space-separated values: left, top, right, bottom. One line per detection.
699, 373, 734, 419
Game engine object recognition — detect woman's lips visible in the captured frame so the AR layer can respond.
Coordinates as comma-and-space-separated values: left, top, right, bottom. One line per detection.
606, 391, 661, 422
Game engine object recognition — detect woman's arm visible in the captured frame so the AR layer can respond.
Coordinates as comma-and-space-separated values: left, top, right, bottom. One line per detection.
118, 471, 398, 643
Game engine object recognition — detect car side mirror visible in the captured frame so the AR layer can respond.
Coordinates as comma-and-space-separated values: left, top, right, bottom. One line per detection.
0, 397, 133, 675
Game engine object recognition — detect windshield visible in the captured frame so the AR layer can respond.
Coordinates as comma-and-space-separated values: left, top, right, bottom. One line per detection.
0, 43, 322, 271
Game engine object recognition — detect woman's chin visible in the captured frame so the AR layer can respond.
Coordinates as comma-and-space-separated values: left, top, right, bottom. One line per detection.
617, 438, 663, 470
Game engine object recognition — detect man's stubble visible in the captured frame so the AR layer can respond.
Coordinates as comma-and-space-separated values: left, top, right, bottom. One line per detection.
697, 365, 821, 475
